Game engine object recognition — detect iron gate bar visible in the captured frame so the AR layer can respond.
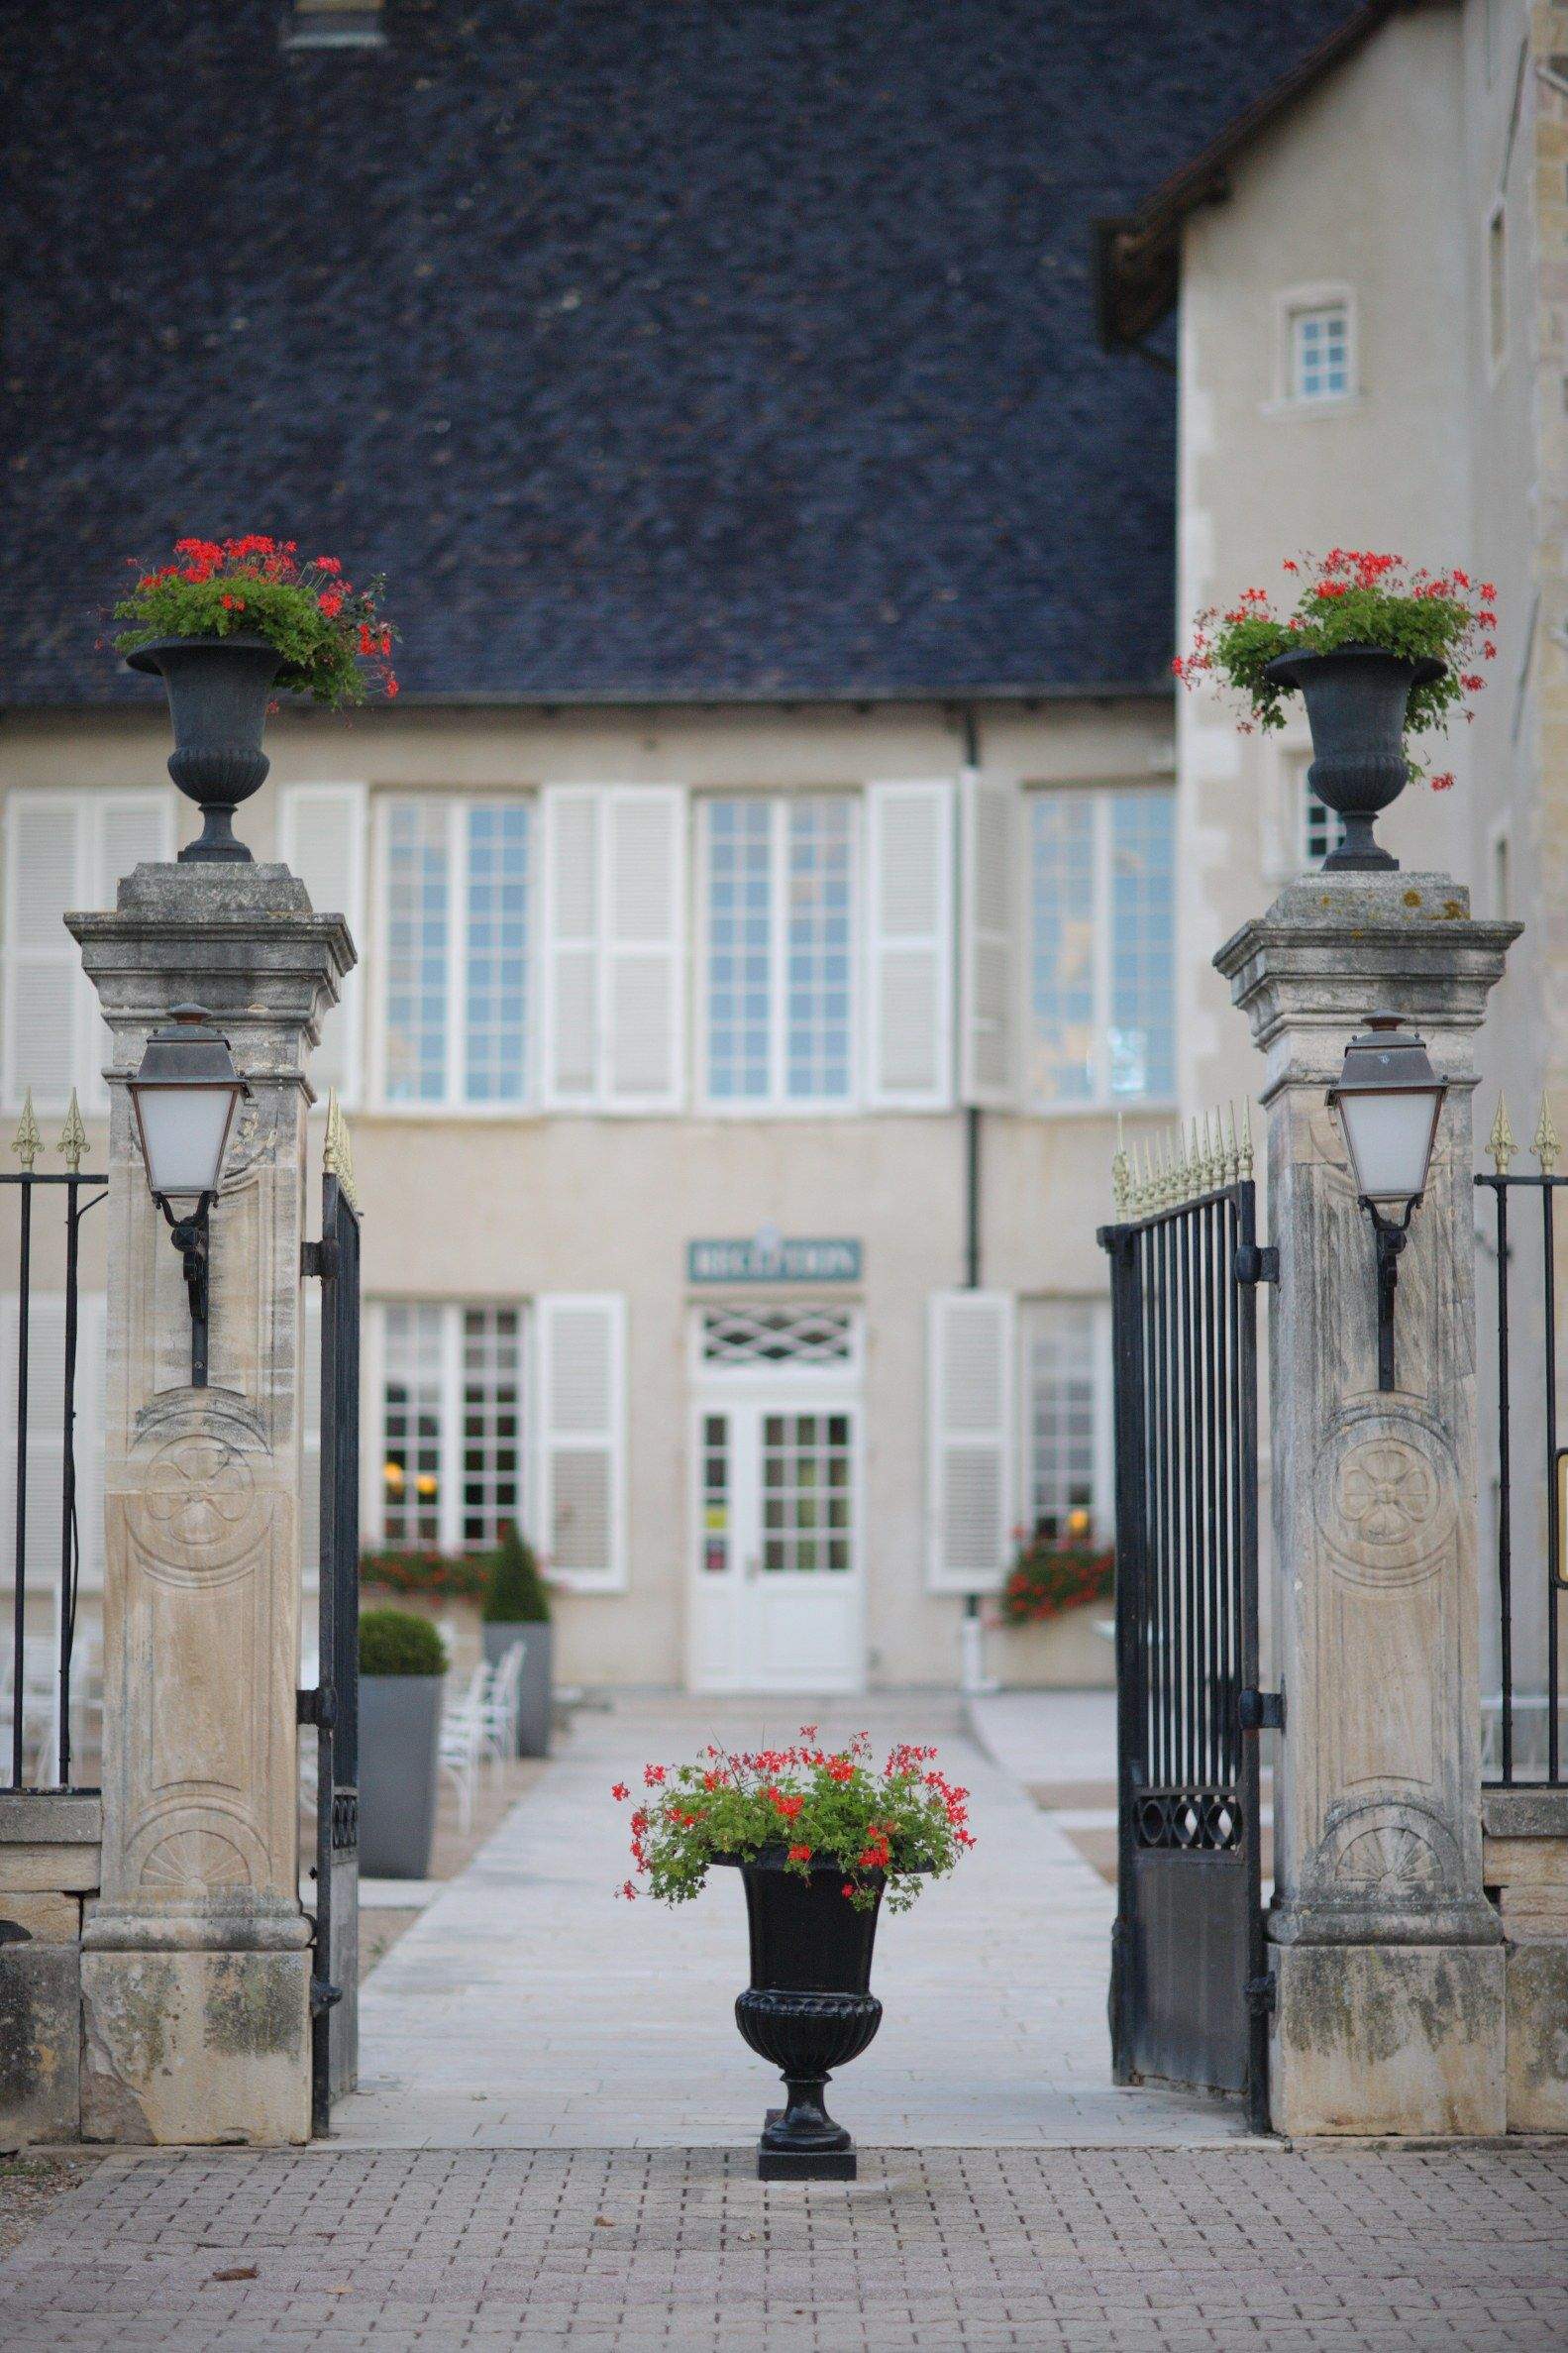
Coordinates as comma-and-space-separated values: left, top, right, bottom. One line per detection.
2, 1167, 107, 1792
1100, 1130, 1270, 2134
1476, 1157, 1568, 1787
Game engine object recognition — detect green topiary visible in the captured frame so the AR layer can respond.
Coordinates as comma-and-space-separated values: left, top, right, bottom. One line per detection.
481, 1523, 552, 1625
360, 1608, 448, 1677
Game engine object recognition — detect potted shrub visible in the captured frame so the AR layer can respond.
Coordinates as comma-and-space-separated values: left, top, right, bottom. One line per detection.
480, 1523, 554, 1758
114, 534, 397, 863
615, 1728, 974, 2178
1174, 550, 1497, 870
359, 1608, 447, 1879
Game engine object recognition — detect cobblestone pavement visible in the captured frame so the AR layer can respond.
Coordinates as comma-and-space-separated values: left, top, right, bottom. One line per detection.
2, 2143, 1567, 2350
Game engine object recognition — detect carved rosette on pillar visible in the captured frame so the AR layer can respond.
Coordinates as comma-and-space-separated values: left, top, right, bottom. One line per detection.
1217, 874, 1517, 2137
69, 863, 353, 2145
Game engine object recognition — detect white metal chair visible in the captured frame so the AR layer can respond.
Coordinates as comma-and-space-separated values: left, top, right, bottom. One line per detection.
439, 1659, 487, 1834
480, 1640, 525, 1781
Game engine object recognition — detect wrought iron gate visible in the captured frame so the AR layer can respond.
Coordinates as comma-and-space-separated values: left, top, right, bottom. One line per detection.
304, 1120, 361, 2133
1099, 1122, 1271, 2132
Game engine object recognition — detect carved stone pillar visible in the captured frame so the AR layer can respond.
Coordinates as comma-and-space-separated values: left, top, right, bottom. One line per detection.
1217, 872, 1517, 2136
69, 862, 350, 2144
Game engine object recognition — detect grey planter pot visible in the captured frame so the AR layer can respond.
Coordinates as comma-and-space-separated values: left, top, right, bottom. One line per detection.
359, 1673, 443, 1877
482, 1620, 553, 1758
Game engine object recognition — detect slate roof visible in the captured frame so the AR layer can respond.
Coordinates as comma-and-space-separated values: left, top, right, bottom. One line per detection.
1, 1, 1362, 708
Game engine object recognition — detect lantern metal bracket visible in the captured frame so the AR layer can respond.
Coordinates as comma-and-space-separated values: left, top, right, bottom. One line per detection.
1364, 1195, 1416, 1394
159, 1190, 212, 1387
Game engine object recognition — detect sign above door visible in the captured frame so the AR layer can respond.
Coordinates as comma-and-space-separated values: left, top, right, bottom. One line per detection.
687, 1231, 862, 1285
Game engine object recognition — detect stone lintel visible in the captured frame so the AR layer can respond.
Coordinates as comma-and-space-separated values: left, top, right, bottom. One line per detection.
0, 1791, 103, 1845
1482, 1785, 1568, 1841
1215, 872, 1519, 1096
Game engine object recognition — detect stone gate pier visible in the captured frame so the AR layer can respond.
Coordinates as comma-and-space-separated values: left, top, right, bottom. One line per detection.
62, 861, 350, 2143
1218, 871, 1517, 2136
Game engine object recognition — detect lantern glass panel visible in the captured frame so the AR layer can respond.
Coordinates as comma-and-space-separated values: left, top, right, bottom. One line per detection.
1338, 1088, 1442, 1207
134, 1085, 238, 1200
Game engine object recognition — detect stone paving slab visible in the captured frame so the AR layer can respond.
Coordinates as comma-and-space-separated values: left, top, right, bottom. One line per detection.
2, 2144, 1566, 2350
336, 1689, 1237, 2151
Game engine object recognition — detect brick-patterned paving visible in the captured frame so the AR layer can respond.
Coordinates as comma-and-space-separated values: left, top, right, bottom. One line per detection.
1, 2144, 1566, 2351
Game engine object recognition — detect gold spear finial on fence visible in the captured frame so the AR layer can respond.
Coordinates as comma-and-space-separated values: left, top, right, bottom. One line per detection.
1487, 1094, 1516, 1179
323, 1088, 361, 1212
11, 1091, 41, 1173
1534, 1091, 1560, 1178
1171, 1125, 1188, 1206
1223, 1102, 1240, 1186
57, 1090, 87, 1176
1111, 1116, 1130, 1216
1238, 1099, 1255, 1182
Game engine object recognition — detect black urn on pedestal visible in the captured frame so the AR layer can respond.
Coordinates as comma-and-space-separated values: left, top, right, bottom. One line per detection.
126, 634, 285, 863
1263, 643, 1445, 873
727, 1853, 884, 2181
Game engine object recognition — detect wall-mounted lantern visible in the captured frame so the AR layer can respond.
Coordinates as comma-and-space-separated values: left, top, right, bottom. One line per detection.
1326, 1011, 1447, 1393
127, 1005, 248, 1388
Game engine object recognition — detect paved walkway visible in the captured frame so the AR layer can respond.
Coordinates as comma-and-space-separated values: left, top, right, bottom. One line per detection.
4, 2142, 1566, 2349
336, 1687, 1239, 2150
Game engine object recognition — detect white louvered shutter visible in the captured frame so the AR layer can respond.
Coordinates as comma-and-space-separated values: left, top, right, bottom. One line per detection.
542, 790, 601, 1105
960, 769, 1017, 1108
926, 1290, 1014, 1593
87, 794, 174, 1112
534, 1294, 626, 1590
5, 797, 82, 1111
605, 788, 684, 1109
299, 1285, 322, 1594
866, 782, 955, 1109
278, 785, 366, 1105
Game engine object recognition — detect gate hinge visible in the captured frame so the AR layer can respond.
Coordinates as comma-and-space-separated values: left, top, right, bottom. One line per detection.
301, 1238, 338, 1281
1238, 1686, 1285, 1734
1245, 1971, 1277, 2016
1234, 1242, 1280, 1286
310, 1977, 344, 2018
297, 1683, 338, 1730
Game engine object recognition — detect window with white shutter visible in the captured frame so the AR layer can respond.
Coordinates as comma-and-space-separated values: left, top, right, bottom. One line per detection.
700, 793, 855, 1110
926, 1290, 1014, 1594
866, 782, 954, 1110
543, 788, 685, 1111
371, 1300, 526, 1552
960, 771, 1016, 1108
278, 784, 367, 1106
1020, 1298, 1109, 1544
1026, 786, 1175, 1108
3, 790, 173, 1111
376, 794, 533, 1110
534, 1293, 626, 1591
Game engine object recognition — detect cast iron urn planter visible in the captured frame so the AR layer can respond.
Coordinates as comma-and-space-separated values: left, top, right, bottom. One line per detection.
1262, 643, 1445, 873
725, 1852, 885, 2181
126, 634, 285, 864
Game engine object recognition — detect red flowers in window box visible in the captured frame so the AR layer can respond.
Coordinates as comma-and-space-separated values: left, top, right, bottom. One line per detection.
114, 535, 398, 708
996, 1536, 1114, 1629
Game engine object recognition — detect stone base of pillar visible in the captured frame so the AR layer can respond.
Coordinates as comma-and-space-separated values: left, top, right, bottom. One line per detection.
80, 1947, 311, 2145
1269, 1944, 1506, 2137
1504, 1946, 1568, 2130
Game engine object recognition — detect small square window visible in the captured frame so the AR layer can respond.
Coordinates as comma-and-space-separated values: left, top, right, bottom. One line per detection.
1290, 304, 1351, 402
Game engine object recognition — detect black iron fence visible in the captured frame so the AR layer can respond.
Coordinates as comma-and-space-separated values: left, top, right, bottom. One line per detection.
1100, 1112, 1272, 2133
1, 1092, 106, 1791
1476, 1096, 1567, 1786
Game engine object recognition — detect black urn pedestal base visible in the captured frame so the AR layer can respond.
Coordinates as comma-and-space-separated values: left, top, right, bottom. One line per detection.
733, 1926, 884, 2181
760, 2105, 857, 2182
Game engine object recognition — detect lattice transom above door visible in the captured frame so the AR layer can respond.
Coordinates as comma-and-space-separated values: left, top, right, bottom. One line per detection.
698, 1305, 856, 1366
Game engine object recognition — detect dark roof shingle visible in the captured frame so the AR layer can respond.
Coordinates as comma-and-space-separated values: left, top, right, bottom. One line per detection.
1, 1, 1361, 706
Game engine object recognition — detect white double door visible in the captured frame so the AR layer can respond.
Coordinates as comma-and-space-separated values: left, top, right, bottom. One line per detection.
689, 1393, 864, 1693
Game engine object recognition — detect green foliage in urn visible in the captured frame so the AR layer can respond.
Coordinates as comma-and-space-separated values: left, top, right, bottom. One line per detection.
613, 1728, 976, 1914
114, 534, 397, 707
482, 1523, 552, 1624
360, 1608, 448, 1678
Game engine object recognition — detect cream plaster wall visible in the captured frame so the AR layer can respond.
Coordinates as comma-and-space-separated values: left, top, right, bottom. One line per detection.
0, 695, 1171, 1693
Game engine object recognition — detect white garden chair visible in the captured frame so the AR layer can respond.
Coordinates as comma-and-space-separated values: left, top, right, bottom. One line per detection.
480, 1640, 525, 1781
439, 1658, 487, 1834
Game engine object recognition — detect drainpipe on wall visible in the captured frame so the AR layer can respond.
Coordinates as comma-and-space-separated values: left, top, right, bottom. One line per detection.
958, 703, 998, 1697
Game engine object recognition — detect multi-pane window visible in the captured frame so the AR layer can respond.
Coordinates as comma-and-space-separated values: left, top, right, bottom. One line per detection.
762, 1411, 853, 1573
703, 795, 854, 1106
1290, 303, 1350, 401
381, 796, 531, 1107
378, 1302, 524, 1551
1024, 1302, 1100, 1542
1304, 781, 1344, 866
1027, 789, 1175, 1105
